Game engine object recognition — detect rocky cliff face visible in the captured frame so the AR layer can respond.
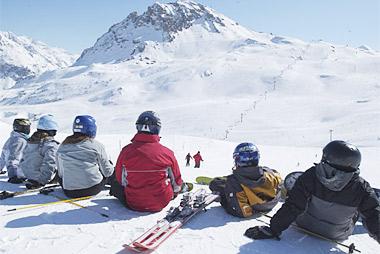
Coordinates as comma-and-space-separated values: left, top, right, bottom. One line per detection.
74, 1, 248, 65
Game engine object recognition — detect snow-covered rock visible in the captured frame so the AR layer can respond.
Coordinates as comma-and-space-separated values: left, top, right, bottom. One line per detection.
74, 0, 258, 65
0, 31, 77, 81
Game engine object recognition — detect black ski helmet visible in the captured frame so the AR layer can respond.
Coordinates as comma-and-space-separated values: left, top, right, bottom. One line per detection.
13, 118, 31, 135
322, 140, 361, 172
136, 111, 161, 135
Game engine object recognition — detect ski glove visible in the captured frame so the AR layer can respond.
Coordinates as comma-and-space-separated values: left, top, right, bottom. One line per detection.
244, 226, 280, 240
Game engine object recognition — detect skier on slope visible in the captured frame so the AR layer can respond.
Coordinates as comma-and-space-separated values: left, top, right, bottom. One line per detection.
185, 153, 192, 166
20, 114, 60, 189
209, 142, 282, 218
56, 115, 114, 198
0, 118, 31, 184
110, 111, 186, 212
245, 140, 380, 244
193, 151, 203, 168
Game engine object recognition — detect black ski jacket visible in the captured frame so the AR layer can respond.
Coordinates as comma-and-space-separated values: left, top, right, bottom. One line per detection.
270, 166, 380, 242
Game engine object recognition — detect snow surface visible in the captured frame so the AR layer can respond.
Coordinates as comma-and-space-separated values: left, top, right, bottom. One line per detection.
0, 128, 379, 254
0, 0, 379, 253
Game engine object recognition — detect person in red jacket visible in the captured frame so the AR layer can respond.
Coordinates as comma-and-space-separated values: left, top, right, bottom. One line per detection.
193, 151, 203, 168
110, 111, 184, 212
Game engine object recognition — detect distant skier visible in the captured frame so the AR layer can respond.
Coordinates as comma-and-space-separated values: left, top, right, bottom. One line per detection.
185, 153, 192, 166
110, 111, 186, 212
193, 151, 203, 168
56, 115, 114, 198
245, 140, 380, 244
209, 142, 282, 218
20, 114, 60, 189
0, 118, 31, 184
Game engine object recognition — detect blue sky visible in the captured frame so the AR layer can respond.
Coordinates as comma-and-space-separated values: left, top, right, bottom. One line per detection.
0, 0, 379, 53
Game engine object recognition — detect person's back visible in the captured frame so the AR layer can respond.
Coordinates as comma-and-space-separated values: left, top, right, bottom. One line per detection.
245, 140, 380, 244
210, 142, 282, 218
111, 111, 183, 212
291, 166, 376, 240
57, 115, 114, 198
0, 118, 31, 183
193, 151, 203, 168
21, 114, 59, 189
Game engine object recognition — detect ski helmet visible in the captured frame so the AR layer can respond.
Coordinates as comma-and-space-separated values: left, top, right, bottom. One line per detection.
136, 111, 161, 135
37, 114, 58, 131
233, 142, 260, 167
72, 115, 97, 138
13, 118, 31, 135
322, 140, 361, 172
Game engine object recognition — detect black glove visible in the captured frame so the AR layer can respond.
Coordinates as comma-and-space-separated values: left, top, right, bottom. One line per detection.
25, 179, 44, 190
244, 226, 280, 240
0, 191, 15, 200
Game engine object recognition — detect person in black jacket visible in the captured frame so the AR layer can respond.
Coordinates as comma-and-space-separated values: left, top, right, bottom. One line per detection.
245, 140, 380, 244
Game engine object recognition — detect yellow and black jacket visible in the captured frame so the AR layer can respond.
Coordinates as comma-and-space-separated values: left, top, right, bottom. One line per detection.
210, 166, 282, 218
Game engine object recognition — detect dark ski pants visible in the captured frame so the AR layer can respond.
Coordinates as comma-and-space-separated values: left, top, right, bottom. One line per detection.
59, 176, 106, 198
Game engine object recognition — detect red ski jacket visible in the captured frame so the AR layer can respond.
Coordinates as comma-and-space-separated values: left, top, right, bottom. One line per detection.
115, 133, 183, 212
193, 153, 203, 163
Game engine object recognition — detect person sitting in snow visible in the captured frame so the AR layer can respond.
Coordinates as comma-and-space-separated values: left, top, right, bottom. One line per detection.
0, 118, 31, 184
56, 115, 114, 198
245, 140, 380, 244
209, 142, 282, 218
20, 114, 60, 189
110, 111, 185, 212
193, 151, 203, 168
185, 153, 192, 166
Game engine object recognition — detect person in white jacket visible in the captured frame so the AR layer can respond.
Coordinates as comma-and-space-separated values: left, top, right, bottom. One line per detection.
21, 114, 60, 189
0, 118, 31, 183
56, 115, 114, 198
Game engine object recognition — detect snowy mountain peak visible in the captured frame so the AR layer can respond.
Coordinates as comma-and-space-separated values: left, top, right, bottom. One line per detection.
0, 31, 77, 82
74, 1, 250, 65
127, 0, 226, 38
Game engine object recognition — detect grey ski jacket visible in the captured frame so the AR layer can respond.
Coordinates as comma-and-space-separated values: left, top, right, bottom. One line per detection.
0, 131, 28, 178
57, 137, 114, 190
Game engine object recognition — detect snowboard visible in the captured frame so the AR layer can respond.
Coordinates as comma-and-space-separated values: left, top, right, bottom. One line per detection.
125, 188, 219, 253
195, 176, 214, 185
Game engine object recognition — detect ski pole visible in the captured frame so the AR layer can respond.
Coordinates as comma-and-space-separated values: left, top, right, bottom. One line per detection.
259, 213, 360, 253
6, 195, 92, 212
0, 184, 60, 200
41, 191, 109, 218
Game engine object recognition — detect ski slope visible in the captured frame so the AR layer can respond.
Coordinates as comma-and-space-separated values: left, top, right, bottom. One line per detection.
0, 129, 379, 254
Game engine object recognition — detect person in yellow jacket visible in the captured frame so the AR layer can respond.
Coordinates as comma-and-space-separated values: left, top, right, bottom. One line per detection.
210, 142, 282, 218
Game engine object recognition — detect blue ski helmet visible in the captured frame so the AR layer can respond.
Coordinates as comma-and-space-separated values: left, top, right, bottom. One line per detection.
37, 114, 58, 131
233, 142, 260, 167
136, 111, 161, 135
72, 115, 97, 138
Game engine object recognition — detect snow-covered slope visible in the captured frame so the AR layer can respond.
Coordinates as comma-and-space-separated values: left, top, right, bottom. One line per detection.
0, 134, 379, 254
0, 0, 379, 148
0, 31, 77, 81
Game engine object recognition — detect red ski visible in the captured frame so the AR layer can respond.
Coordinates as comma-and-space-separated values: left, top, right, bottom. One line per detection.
124, 189, 219, 253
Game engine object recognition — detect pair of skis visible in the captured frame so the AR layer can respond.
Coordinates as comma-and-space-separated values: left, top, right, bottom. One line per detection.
125, 189, 219, 253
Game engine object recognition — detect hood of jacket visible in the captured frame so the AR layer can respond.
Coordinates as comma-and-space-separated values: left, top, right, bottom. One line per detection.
232, 166, 266, 188
62, 134, 91, 144
11, 130, 29, 140
315, 162, 358, 191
